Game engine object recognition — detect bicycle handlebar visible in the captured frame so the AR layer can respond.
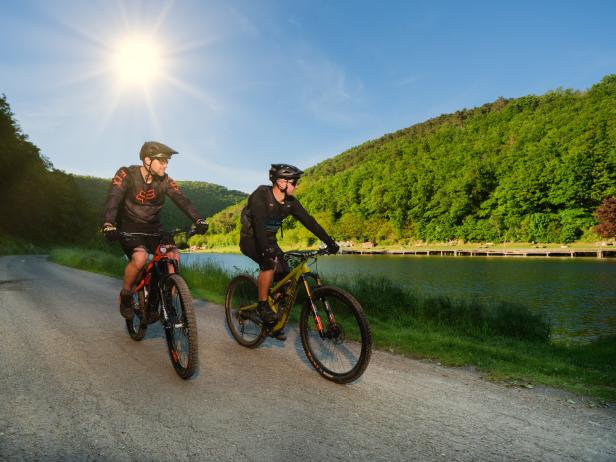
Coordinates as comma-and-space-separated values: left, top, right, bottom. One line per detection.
119, 228, 198, 239
284, 248, 332, 259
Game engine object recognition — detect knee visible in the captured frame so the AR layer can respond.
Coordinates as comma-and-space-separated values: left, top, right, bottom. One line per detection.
131, 250, 148, 269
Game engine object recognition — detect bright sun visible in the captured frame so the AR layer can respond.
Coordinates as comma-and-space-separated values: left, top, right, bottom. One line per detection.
111, 36, 162, 89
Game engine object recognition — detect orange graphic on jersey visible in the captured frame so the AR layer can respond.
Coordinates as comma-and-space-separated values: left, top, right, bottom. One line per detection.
112, 170, 127, 187
135, 189, 156, 204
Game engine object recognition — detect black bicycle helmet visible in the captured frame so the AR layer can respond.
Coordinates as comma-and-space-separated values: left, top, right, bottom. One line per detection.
269, 163, 304, 182
139, 141, 178, 160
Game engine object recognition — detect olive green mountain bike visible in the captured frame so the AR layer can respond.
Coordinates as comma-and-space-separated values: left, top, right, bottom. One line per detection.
225, 249, 372, 384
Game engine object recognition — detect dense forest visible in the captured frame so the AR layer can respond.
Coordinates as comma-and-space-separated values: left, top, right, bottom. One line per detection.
0, 95, 89, 246
197, 75, 616, 248
0, 94, 245, 250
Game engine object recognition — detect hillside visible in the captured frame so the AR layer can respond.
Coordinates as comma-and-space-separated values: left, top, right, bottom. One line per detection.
196, 75, 616, 248
0, 95, 89, 248
0, 91, 246, 251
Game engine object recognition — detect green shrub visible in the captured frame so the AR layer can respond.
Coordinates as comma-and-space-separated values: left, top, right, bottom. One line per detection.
327, 273, 551, 343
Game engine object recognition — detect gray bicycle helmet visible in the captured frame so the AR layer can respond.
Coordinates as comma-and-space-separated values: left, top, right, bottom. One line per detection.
139, 141, 178, 160
269, 163, 304, 182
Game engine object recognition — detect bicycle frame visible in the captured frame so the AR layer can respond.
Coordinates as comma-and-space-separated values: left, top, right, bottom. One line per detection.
119, 229, 200, 378
121, 231, 185, 327
133, 244, 179, 293
227, 248, 372, 383
239, 251, 328, 333
140, 249, 185, 326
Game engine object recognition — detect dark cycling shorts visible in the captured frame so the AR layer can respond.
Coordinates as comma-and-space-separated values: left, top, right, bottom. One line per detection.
239, 238, 289, 277
120, 234, 176, 258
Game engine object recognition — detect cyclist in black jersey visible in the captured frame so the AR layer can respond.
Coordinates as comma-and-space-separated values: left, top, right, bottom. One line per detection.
102, 141, 208, 320
239, 164, 339, 338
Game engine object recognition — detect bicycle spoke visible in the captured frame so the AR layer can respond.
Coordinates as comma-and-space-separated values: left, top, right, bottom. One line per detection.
300, 286, 372, 383
163, 275, 198, 379
225, 275, 266, 348
125, 289, 147, 341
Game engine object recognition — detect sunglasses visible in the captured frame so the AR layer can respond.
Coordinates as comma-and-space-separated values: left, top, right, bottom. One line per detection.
286, 178, 299, 186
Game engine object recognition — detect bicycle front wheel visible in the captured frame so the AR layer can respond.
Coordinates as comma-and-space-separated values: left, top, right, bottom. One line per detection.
225, 275, 266, 348
163, 274, 199, 379
126, 288, 147, 341
300, 286, 372, 384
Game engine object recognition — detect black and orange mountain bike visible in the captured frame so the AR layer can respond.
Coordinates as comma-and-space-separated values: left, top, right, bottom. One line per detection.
225, 249, 372, 384
122, 229, 198, 379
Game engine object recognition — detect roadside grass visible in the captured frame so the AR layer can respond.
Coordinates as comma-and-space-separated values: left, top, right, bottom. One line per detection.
0, 234, 46, 255
49, 247, 616, 401
182, 260, 231, 305
48, 247, 126, 278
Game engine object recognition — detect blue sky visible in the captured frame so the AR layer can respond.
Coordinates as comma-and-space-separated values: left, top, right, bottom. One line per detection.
1, 0, 615, 193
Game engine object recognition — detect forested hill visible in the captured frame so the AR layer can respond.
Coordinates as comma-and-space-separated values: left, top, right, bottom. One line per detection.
75, 175, 246, 231
1, 94, 89, 246
0, 93, 245, 248
201, 75, 616, 247
296, 74, 616, 243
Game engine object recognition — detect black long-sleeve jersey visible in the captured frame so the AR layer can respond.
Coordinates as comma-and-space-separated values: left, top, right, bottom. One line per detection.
103, 165, 200, 233
240, 185, 334, 251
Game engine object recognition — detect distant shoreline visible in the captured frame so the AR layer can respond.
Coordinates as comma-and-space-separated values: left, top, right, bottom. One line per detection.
183, 242, 616, 259
338, 248, 616, 258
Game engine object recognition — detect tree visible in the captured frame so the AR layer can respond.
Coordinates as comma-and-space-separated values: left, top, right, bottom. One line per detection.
594, 196, 616, 238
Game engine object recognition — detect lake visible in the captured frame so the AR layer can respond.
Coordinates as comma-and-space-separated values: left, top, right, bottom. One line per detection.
182, 252, 616, 342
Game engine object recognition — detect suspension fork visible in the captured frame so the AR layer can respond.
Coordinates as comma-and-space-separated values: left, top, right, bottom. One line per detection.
302, 272, 335, 336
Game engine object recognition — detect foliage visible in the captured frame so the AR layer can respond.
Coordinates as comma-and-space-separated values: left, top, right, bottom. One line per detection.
594, 196, 616, 238
202, 75, 616, 246
182, 260, 234, 304
48, 247, 126, 278
0, 95, 90, 244
328, 274, 551, 342
0, 233, 45, 255
0, 93, 245, 247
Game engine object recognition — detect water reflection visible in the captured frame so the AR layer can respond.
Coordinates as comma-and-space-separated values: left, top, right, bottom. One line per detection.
182, 253, 616, 341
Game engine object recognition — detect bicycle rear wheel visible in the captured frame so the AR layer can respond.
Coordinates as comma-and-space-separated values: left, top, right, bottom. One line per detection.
163, 274, 199, 379
300, 286, 372, 384
225, 275, 266, 348
126, 288, 147, 341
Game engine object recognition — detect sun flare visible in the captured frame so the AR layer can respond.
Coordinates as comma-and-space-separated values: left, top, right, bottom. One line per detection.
111, 36, 163, 89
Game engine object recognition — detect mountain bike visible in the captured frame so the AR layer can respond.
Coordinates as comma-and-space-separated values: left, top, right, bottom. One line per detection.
122, 230, 198, 379
225, 249, 372, 384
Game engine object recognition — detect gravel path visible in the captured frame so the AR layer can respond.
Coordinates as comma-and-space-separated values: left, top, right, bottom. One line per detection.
1, 255, 614, 461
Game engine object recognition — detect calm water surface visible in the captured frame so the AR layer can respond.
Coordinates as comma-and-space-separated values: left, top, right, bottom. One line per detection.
182, 253, 616, 341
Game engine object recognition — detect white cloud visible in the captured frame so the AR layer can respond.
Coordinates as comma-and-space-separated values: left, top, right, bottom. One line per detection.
295, 56, 365, 125
393, 75, 421, 88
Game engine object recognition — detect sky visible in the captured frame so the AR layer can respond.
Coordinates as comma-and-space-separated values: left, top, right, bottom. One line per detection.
1, 0, 615, 193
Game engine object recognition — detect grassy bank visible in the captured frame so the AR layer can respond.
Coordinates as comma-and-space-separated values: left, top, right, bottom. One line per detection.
0, 234, 46, 255
49, 247, 616, 401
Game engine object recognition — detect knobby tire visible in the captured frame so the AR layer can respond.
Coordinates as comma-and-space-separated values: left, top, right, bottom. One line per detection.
225, 275, 266, 348
163, 274, 199, 379
299, 286, 372, 384
126, 288, 147, 341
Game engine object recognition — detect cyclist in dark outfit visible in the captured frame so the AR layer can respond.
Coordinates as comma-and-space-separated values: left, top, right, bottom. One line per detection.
240, 164, 339, 338
102, 141, 208, 320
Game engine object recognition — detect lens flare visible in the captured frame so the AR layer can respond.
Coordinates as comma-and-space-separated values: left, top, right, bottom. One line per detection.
111, 36, 162, 89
